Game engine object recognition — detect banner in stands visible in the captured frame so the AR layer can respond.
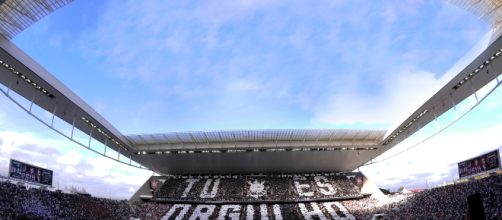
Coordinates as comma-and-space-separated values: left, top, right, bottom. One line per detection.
458, 150, 501, 178
347, 173, 365, 189
8, 159, 53, 186
153, 173, 363, 202
150, 177, 166, 191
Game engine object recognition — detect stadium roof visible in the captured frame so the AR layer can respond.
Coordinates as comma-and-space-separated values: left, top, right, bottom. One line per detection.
0, 0, 502, 174
126, 129, 385, 151
0, 0, 73, 39
450, 0, 502, 30
449, 0, 502, 43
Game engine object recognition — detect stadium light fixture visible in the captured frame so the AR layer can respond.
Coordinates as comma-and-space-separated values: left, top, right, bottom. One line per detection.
0, 60, 55, 98
383, 108, 428, 145
80, 116, 128, 151
453, 48, 502, 90
132, 146, 379, 156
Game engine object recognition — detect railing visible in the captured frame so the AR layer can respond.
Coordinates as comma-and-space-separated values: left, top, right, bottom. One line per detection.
0, 85, 149, 170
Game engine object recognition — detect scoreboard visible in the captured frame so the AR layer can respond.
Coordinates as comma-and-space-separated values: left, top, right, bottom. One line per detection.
458, 150, 501, 178
9, 159, 53, 186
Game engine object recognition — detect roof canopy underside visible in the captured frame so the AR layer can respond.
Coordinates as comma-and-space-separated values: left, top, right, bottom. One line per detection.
133, 149, 384, 175
449, 0, 502, 42
450, 0, 502, 28
0, 0, 73, 39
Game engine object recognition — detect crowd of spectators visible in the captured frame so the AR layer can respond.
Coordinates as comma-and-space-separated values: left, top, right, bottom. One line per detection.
130, 202, 352, 220
153, 173, 362, 202
130, 202, 170, 220
1, 173, 501, 219
341, 174, 502, 219
0, 181, 133, 220
145, 174, 502, 219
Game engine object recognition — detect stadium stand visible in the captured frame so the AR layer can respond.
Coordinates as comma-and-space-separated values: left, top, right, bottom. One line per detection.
0, 181, 132, 220
0, 181, 131, 219
1, 173, 501, 219
130, 202, 171, 220
341, 174, 502, 219
153, 173, 362, 202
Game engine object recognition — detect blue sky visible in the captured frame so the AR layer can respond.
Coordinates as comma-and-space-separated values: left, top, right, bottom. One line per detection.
0, 0, 501, 198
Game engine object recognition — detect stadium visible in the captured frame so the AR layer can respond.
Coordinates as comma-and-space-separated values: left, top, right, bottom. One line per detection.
0, 0, 501, 219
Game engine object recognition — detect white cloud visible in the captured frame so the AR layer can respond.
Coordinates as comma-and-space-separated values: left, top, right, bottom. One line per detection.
361, 104, 502, 190
65, 166, 76, 174
313, 69, 447, 126
78, 0, 284, 82
0, 130, 151, 199
225, 77, 290, 98
311, 27, 492, 128
70, 0, 490, 132
57, 150, 82, 166
0, 131, 60, 156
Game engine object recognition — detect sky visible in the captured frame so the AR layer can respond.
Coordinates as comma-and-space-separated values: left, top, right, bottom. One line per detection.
0, 0, 501, 198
